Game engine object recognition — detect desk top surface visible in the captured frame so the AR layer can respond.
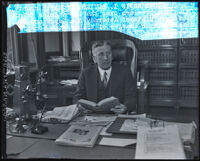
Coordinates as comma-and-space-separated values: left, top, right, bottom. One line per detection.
6, 112, 199, 159
7, 136, 135, 159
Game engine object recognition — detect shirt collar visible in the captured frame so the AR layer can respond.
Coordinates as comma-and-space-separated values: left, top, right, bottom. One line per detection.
98, 66, 112, 81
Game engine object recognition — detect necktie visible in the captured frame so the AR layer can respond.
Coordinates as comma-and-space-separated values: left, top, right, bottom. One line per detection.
103, 71, 107, 88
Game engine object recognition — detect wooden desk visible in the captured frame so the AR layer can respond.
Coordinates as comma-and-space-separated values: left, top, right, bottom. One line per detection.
6, 122, 136, 159
7, 136, 135, 159
6, 113, 199, 159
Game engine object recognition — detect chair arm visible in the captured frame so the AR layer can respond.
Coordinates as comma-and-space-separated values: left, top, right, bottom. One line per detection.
137, 60, 149, 114
137, 60, 149, 90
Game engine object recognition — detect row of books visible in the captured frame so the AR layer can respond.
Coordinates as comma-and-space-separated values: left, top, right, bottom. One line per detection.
180, 50, 198, 65
138, 51, 176, 64
179, 70, 198, 81
137, 39, 178, 46
148, 86, 175, 97
137, 38, 198, 46
179, 87, 199, 99
149, 70, 175, 80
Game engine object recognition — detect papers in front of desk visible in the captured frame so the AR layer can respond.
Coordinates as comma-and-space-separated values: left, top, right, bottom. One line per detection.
164, 121, 196, 145
55, 124, 102, 147
99, 137, 137, 147
119, 117, 196, 145
135, 125, 186, 159
41, 104, 80, 123
119, 117, 152, 133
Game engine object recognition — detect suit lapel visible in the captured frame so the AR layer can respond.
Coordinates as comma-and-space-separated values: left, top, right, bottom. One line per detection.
90, 65, 98, 102
108, 64, 118, 95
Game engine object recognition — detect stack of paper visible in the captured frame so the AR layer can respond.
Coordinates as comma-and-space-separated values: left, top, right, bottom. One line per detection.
119, 117, 196, 145
135, 125, 186, 159
164, 121, 196, 145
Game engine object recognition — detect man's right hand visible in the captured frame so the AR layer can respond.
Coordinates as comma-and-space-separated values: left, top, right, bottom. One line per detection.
77, 104, 92, 114
110, 104, 127, 114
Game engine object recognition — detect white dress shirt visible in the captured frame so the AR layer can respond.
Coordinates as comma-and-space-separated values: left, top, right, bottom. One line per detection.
98, 66, 112, 83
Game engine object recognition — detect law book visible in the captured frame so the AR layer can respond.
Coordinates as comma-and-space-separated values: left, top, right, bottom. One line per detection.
55, 124, 102, 147
135, 125, 186, 159
77, 96, 119, 113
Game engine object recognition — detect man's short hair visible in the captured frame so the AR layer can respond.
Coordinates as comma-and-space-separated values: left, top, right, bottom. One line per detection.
92, 40, 112, 54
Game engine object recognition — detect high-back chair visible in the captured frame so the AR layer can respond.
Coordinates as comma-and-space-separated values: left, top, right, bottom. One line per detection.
80, 39, 149, 114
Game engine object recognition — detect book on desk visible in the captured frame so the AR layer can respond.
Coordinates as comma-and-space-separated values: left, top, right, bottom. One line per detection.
77, 96, 119, 113
55, 124, 102, 147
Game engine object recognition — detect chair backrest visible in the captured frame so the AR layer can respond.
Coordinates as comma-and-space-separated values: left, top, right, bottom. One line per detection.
80, 39, 138, 81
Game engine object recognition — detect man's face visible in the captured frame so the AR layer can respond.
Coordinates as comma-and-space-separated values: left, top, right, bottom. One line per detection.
92, 44, 112, 70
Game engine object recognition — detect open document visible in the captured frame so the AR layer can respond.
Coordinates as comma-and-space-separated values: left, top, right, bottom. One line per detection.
135, 125, 186, 159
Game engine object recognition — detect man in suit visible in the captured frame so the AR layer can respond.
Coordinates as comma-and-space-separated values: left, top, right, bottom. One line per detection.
75, 40, 136, 114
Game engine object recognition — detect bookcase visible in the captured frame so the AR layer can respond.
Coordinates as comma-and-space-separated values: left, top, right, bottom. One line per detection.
137, 38, 199, 110
178, 38, 199, 108
137, 39, 178, 109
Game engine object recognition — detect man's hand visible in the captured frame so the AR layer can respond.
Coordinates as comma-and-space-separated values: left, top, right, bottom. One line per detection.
77, 104, 92, 114
110, 104, 127, 114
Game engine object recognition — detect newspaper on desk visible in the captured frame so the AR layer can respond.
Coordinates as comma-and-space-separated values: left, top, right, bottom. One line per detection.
38, 104, 80, 123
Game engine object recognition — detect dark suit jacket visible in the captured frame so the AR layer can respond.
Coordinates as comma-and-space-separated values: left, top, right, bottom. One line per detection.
74, 63, 136, 112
